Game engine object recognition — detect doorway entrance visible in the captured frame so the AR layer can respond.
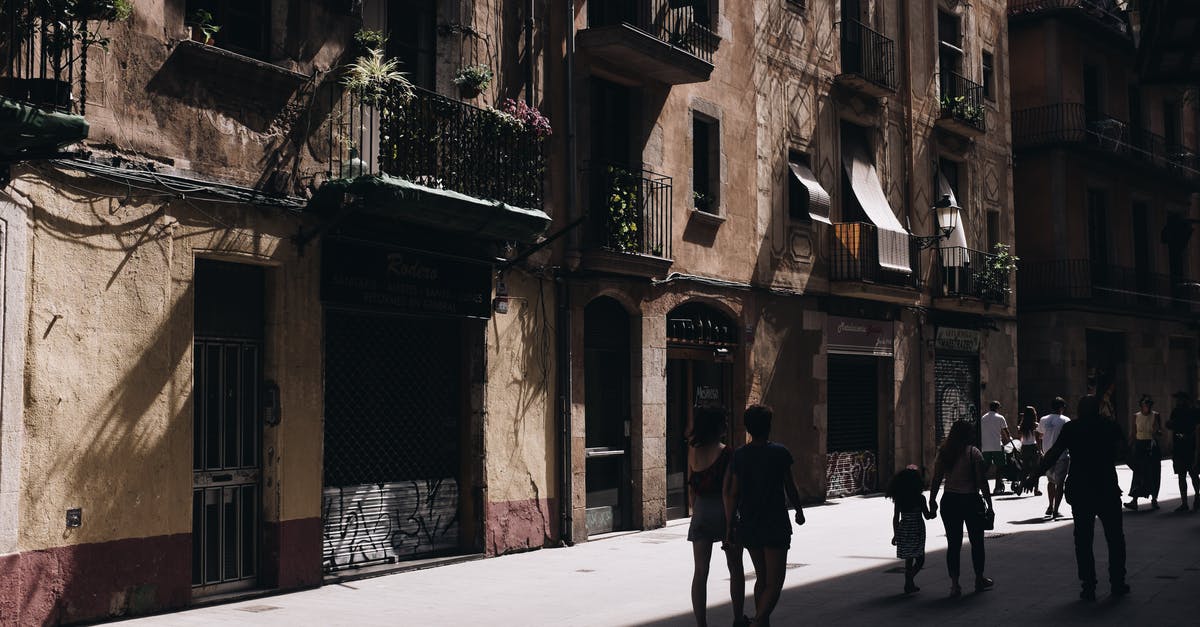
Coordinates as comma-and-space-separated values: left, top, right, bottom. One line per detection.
664, 303, 737, 520
192, 260, 264, 595
584, 298, 632, 535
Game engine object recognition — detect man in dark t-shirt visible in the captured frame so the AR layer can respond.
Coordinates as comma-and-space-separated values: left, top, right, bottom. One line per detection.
1029, 377, 1129, 601
724, 405, 805, 627
1166, 392, 1200, 512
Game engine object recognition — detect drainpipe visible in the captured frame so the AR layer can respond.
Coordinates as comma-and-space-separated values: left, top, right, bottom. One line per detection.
526, 0, 535, 107
558, 0, 578, 547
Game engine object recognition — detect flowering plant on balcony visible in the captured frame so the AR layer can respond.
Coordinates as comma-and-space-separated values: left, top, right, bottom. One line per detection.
498, 98, 552, 139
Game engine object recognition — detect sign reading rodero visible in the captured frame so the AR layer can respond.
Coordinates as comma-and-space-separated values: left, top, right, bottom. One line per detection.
322, 238, 492, 319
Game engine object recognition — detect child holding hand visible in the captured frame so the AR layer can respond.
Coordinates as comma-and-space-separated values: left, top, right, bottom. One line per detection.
886, 465, 932, 594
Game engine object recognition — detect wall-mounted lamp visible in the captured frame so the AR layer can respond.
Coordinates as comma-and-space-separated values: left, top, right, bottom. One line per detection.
915, 194, 958, 250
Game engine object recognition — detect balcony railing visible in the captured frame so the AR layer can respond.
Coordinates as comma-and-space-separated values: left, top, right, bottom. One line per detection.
588, 0, 717, 64
840, 18, 896, 93
939, 72, 986, 133
330, 83, 545, 210
1012, 103, 1200, 179
1019, 259, 1196, 314
830, 222, 919, 289
1008, 0, 1129, 38
0, 0, 93, 113
590, 164, 672, 258
934, 247, 1010, 304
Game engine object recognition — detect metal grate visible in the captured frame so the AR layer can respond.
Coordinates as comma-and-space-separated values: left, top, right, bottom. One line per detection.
321, 309, 463, 569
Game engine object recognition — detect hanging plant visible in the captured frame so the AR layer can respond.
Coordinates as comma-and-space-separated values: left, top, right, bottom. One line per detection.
453, 64, 493, 99
353, 29, 387, 58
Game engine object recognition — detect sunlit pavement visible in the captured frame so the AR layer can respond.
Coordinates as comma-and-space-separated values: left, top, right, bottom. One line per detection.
122, 461, 1200, 626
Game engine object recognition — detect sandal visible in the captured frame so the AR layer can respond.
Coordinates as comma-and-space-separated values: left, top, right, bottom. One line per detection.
975, 576, 994, 592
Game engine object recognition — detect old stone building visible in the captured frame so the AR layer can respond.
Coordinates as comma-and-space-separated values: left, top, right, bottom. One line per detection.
0, 0, 1020, 624
1010, 0, 1200, 433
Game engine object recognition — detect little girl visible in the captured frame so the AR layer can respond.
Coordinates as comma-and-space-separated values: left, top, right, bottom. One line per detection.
886, 465, 931, 594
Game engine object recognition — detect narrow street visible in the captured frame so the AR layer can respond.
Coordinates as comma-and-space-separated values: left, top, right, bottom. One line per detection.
123, 462, 1200, 626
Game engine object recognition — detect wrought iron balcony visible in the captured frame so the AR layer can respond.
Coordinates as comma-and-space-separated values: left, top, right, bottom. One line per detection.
1019, 259, 1197, 315
1012, 103, 1200, 179
578, 0, 716, 85
937, 72, 986, 136
836, 19, 897, 97
829, 222, 919, 290
1008, 0, 1129, 40
934, 247, 1010, 304
588, 164, 672, 259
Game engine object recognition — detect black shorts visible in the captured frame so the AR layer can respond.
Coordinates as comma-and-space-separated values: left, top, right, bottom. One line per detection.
734, 516, 791, 550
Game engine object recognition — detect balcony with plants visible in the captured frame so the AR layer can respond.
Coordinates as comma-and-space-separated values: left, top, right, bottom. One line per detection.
309, 41, 551, 244
577, 0, 717, 85
579, 163, 673, 278
936, 72, 986, 137
835, 18, 897, 98
933, 245, 1016, 306
0, 1, 132, 166
1011, 102, 1200, 180
829, 222, 920, 291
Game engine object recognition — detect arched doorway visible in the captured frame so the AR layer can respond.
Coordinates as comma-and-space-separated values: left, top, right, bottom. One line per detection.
584, 297, 632, 535
665, 302, 738, 520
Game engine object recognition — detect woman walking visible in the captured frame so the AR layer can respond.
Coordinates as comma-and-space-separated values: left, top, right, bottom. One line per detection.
686, 406, 745, 627
1018, 406, 1043, 497
928, 420, 994, 597
1125, 394, 1162, 511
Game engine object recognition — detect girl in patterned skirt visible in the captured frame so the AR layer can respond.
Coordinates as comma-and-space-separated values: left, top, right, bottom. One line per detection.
887, 465, 932, 594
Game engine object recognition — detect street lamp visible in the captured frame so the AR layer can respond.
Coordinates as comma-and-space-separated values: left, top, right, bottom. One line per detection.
915, 194, 958, 250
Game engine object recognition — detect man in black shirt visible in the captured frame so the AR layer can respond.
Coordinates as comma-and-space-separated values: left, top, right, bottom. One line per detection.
1166, 391, 1200, 512
1027, 376, 1130, 601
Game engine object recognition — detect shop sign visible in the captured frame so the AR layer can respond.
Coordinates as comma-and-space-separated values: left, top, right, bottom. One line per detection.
826, 315, 894, 357
936, 327, 981, 353
322, 238, 492, 319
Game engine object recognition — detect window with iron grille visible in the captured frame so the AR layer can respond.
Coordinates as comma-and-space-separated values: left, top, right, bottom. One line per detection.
186, 0, 270, 59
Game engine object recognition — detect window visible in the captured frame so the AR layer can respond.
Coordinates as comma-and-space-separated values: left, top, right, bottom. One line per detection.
787, 150, 830, 223
986, 210, 1000, 251
938, 11, 963, 95
186, 0, 270, 59
1128, 85, 1143, 127
982, 51, 995, 101
839, 122, 870, 223
1164, 100, 1182, 146
939, 158, 961, 204
388, 0, 437, 91
692, 114, 719, 214
1083, 65, 1102, 120
1132, 202, 1151, 290
1087, 189, 1109, 267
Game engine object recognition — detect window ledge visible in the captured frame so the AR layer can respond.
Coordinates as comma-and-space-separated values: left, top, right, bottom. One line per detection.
174, 40, 308, 85
689, 208, 726, 228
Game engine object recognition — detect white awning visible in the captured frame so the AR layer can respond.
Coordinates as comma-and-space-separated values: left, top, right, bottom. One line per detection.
936, 171, 969, 267
788, 160, 832, 224
841, 139, 911, 273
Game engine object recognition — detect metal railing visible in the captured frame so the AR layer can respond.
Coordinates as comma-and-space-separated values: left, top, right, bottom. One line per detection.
939, 72, 985, 132
329, 83, 545, 210
591, 164, 672, 258
830, 222, 919, 289
1019, 259, 1196, 313
935, 247, 1009, 304
1012, 103, 1200, 178
0, 0, 93, 113
1007, 0, 1129, 37
840, 18, 896, 92
588, 0, 717, 64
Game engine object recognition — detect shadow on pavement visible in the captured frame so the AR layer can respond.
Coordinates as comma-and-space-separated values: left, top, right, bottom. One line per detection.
642, 496, 1200, 627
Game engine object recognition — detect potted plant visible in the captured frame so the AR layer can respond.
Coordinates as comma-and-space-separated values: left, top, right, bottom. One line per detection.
453, 64, 493, 99
343, 48, 413, 107
353, 29, 387, 58
187, 9, 220, 45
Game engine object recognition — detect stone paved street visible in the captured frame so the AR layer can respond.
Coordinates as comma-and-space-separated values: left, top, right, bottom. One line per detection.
120, 461, 1200, 627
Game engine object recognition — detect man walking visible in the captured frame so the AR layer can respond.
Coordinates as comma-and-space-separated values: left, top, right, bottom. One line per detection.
1027, 375, 1129, 601
980, 401, 1011, 494
1037, 397, 1071, 519
1166, 391, 1199, 512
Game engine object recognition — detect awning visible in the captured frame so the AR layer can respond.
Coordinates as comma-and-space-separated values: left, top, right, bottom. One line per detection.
936, 171, 969, 267
788, 160, 832, 224
841, 138, 911, 273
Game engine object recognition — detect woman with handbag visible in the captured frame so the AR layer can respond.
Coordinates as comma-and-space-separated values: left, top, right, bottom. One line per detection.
1125, 394, 1162, 511
928, 420, 995, 597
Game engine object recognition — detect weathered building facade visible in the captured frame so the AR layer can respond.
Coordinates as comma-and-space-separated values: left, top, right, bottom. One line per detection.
1010, 0, 1200, 433
1, 0, 1021, 624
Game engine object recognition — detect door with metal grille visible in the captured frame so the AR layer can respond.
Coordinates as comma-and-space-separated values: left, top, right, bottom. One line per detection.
322, 310, 463, 571
192, 260, 263, 595
826, 355, 880, 498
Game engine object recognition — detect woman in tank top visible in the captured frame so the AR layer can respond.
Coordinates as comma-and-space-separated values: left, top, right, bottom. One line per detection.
1126, 394, 1162, 511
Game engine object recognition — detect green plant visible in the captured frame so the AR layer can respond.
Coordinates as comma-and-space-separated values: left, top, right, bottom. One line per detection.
354, 29, 387, 56
187, 9, 219, 43
343, 48, 413, 107
693, 190, 711, 211
453, 64, 494, 94
940, 94, 983, 126
606, 166, 642, 253
977, 242, 1019, 303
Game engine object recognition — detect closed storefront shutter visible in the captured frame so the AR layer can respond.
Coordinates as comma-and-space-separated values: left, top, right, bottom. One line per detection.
935, 353, 980, 445
826, 354, 879, 497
